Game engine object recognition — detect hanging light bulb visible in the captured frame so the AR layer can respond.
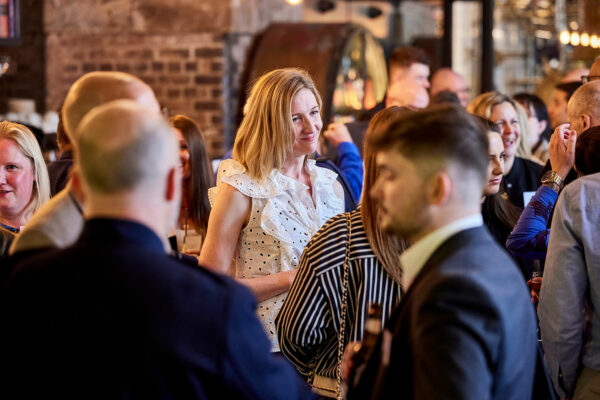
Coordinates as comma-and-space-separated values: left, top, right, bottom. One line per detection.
286, 0, 303, 4
571, 31, 580, 46
560, 30, 571, 45
581, 33, 590, 47
592, 35, 600, 48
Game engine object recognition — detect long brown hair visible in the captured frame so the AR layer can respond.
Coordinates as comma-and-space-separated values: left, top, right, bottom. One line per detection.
169, 115, 213, 241
361, 107, 411, 287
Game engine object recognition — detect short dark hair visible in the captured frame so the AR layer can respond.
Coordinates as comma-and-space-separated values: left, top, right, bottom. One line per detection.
369, 104, 488, 185
429, 90, 461, 107
556, 81, 582, 102
575, 126, 600, 176
388, 46, 430, 71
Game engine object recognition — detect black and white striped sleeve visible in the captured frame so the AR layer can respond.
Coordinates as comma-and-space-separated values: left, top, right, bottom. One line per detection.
275, 214, 347, 378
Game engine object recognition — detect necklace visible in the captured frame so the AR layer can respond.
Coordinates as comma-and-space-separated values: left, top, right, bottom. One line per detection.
0, 221, 19, 233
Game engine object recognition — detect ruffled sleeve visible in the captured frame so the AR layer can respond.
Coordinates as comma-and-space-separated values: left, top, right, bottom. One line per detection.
208, 159, 285, 205
306, 159, 344, 225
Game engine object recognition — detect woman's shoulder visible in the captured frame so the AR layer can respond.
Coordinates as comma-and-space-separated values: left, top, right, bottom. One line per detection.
212, 159, 284, 199
306, 158, 339, 184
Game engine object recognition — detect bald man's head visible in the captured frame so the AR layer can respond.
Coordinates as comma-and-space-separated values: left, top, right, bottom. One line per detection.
76, 100, 177, 196
62, 71, 160, 146
567, 80, 600, 134
589, 58, 600, 80
430, 68, 469, 107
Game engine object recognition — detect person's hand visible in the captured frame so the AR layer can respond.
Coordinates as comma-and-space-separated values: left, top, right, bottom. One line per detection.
549, 124, 577, 180
526, 276, 543, 304
324, 123, 353, 147
341, 341, 361, 381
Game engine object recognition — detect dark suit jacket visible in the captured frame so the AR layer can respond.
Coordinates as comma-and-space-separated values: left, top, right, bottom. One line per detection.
1, 218, 313, 400
350, 227, 537, 400
47, 150, 74, 197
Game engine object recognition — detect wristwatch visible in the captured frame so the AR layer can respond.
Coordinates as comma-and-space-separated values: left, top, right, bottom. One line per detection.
541, 170, 564, 192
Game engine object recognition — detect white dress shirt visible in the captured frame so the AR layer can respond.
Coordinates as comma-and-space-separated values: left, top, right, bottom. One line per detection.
400, 214, 483, 290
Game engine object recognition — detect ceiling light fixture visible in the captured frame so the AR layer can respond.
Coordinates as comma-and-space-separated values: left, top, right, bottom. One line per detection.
581, 32, 590, 46
570, 31, 580, 46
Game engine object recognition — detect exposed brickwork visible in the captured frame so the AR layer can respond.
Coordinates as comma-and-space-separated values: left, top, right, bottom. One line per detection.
0, 0, 45, 113
41, 0, 303, 156
45, 31, 225, 155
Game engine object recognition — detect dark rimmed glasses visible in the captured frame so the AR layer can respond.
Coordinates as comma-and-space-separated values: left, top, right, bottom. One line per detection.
581, 75, 600, 84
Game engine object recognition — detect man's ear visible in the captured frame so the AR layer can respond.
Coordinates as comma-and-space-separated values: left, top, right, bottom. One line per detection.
582, 114, 592, 131
165, 166, 177, 202
70, 166, 85, 203
429, 172, 452, 206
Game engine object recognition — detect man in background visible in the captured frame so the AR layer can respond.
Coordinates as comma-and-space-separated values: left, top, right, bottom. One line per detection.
359, 46, 430, 122
548, 81, 581, 129
429, 68, 469, 107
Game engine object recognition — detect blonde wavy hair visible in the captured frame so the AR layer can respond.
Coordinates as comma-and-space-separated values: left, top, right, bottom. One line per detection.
0, 121, 50, 224
467, 92, 522, 142
468, 91, 536, 161
234, 68, 322, 180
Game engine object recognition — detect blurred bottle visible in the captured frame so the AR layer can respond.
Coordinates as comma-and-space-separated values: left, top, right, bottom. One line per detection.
530, 260, 542, 292
349, 302, 382, 388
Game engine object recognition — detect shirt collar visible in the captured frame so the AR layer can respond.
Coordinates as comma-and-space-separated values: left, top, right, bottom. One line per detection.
400, 214, 483, 290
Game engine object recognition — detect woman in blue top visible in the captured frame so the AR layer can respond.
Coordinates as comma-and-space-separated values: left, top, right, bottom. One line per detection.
506, 124, 576, 259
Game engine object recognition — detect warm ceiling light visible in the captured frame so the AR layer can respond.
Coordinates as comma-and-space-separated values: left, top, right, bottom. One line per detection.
592, 35, 600, 48
581, 33, 590, 46
286, 0, 303, 4
560, 30, 571, 45
571, 31, 580, 46
570, 21, 579, 31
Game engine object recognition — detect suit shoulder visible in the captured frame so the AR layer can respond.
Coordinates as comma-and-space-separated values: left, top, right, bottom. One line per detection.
11, 191, 82, 254
425, 229, 525, 292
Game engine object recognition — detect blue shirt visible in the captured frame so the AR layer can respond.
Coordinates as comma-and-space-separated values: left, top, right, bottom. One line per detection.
506, 185, 558, 260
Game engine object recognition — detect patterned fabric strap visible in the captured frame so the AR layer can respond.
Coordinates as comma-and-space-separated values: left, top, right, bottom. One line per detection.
335, 211, 352, 399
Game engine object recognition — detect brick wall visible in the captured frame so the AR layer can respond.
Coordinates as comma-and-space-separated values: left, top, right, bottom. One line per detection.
44, 0, 233, 155
0, 0, 45, 113
46, 32, 225, 153
44, 0, 302, 156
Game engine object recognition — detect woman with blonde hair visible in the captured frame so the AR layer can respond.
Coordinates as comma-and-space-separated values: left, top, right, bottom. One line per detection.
0, 121, 50, 255
199, 68, 345, 351
468, 92, 542, 208
276, 106, 410, 396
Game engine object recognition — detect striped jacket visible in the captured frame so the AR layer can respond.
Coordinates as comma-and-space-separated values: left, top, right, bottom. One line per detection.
275, 208, 401, 379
